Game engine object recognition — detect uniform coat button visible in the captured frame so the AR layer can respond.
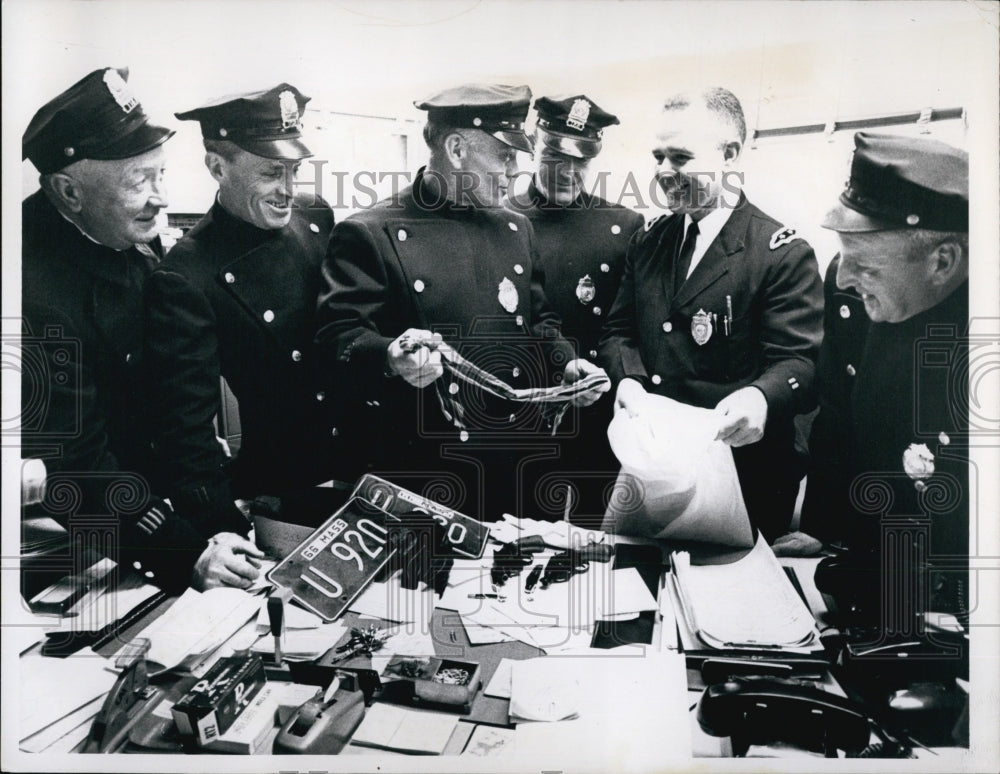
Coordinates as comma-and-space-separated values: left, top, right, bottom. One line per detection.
397, 229, 407, 241
414, 279, 425, 292
589, 349, 598, 359
511, 367, 521, 378
515, 315, 524, 327
310, 223, 320, 233
316, 391, 325, 401
263, 309, 275, 323
449, 383, 460, 395
600, 263, 610, 273
611, 225, 621, 235
651, 374, 662, 385
846, 364, 856, 376
839, 305, 851, 319
514, 264, 524, 274
224, 272, 236, 284
291, 350, 302, 362
508, 222, 518, 231
125, 352, 132, 363
592, 306, 602, 316
662, 321, 672, 333
331, 427, 339, 437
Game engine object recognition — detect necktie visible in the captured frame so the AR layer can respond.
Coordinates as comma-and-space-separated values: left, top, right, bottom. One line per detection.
674, 219, 700, 291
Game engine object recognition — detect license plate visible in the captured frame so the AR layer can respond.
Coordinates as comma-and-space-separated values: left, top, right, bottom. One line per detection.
351, 475, 489, 559
267, 497, 399, 622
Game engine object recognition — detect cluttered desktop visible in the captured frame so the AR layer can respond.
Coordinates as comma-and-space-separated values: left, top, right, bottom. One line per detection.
14, 473, 968, 763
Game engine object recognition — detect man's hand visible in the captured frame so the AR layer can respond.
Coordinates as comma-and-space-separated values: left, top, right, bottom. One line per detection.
615, 377, 649, 418
714, 386, 768, 446
771, 530, 824, 557
563, 359, 610, 407
386, 329, 443, 388
192, 532, 264, 590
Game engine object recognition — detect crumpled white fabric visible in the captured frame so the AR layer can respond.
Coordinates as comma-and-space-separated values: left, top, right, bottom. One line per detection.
602, 394, 753, 548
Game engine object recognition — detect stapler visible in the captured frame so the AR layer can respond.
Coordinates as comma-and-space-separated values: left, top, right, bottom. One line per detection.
274, 670, 366, 754
83, 638, 163, 753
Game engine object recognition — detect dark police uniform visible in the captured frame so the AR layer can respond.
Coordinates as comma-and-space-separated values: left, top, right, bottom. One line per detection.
800, 132, 970, 620
315, 85, 575, 521
599, 193, 823, 539
144, 84, 345, 529
509, 95, 644, 521
20, 67, 211, 592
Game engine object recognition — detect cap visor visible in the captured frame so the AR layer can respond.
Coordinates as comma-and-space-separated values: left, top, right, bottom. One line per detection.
821, 199, 895, 233
234, 136, 314, 160
538, 130, 600, 160
92, 122, 175, 161
492, 129, 533, 154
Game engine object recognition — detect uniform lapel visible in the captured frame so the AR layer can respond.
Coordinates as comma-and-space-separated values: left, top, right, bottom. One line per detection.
671, 198, 750, 311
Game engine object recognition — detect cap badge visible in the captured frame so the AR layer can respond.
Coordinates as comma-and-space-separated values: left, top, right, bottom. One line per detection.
279, 90, 299, 130
566, 99, 591, 132
576, 274, 596, 305
691, 309, 713, 346
498, 277, 519, 313
103, 69, 138, 114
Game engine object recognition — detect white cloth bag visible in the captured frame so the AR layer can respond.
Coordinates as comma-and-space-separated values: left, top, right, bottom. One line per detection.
602, 394, 754, 548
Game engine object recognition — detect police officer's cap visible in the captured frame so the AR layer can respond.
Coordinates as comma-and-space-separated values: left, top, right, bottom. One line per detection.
823, 132, 968, 233
22, 67, 174, 175
533, 95, 620, 159
175, 83, 313, 160
415, 83, 533, 153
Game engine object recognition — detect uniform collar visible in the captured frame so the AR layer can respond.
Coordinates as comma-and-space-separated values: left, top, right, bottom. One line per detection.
686, 202, 733, 249
31, 190, 157, 287
211, 194, 281, 247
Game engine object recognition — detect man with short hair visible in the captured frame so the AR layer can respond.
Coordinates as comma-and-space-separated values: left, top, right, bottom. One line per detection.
773, 133, 969, 621
599, 87, 824, 541
507, 95, 644, 520
315, 83, 607, 521
144, 84, 346, 535
21, 67, 262, 592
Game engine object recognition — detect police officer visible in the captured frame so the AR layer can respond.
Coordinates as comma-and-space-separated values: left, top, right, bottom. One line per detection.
21, 67, 263, 592
315, 83, 607, 521
144, 84, 345, 534
507, 95, 643, 521
598, 87, 824, 541
773, 133, 969, 621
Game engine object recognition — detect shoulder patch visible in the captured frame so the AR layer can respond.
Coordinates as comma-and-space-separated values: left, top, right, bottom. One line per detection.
769, 226, 799, 250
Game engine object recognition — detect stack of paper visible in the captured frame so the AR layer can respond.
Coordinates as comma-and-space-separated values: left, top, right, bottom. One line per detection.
18, 648, 117, 752
671, 535, 820, 650
116, 587, 263, 674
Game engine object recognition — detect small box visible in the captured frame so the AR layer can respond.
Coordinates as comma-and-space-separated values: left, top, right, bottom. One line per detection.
171, 655, 266, 746
382, 656, 481, 712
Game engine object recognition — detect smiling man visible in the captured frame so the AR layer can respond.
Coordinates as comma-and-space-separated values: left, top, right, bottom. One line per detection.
315, 83, 607, 521
598, 87, 824, 541
774, 134, 970, 623
144, 84, 348, 538
20, 67, 266, 593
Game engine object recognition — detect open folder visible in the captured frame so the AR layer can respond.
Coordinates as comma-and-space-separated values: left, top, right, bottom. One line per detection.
671, 535, 820, 650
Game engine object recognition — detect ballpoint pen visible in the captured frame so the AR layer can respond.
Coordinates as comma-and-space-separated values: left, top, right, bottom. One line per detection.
725, 295, 733, 336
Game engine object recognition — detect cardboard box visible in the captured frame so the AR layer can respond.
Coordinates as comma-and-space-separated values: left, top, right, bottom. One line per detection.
171, 655, 266, 745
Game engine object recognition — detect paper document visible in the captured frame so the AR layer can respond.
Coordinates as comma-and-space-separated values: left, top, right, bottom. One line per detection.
19, 648, 116, 740
351, 703, 459, 754
671, 535, 819, 649
119, 586, 262, 674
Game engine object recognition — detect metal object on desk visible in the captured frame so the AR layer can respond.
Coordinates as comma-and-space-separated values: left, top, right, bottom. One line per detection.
29, 557, 117, 616
381, 655, 482, 713
274, 671, 366, 754
83, 638, 162, 753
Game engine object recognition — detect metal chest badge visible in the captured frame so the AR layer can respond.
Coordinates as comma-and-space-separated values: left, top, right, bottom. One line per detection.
498, 277, 519, 313
576, 274, 596, 305
691, 309, 713, 346
279, 90, 299, 129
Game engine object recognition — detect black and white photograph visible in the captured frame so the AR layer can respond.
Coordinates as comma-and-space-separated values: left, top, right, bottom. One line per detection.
2, 1, 998, 772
